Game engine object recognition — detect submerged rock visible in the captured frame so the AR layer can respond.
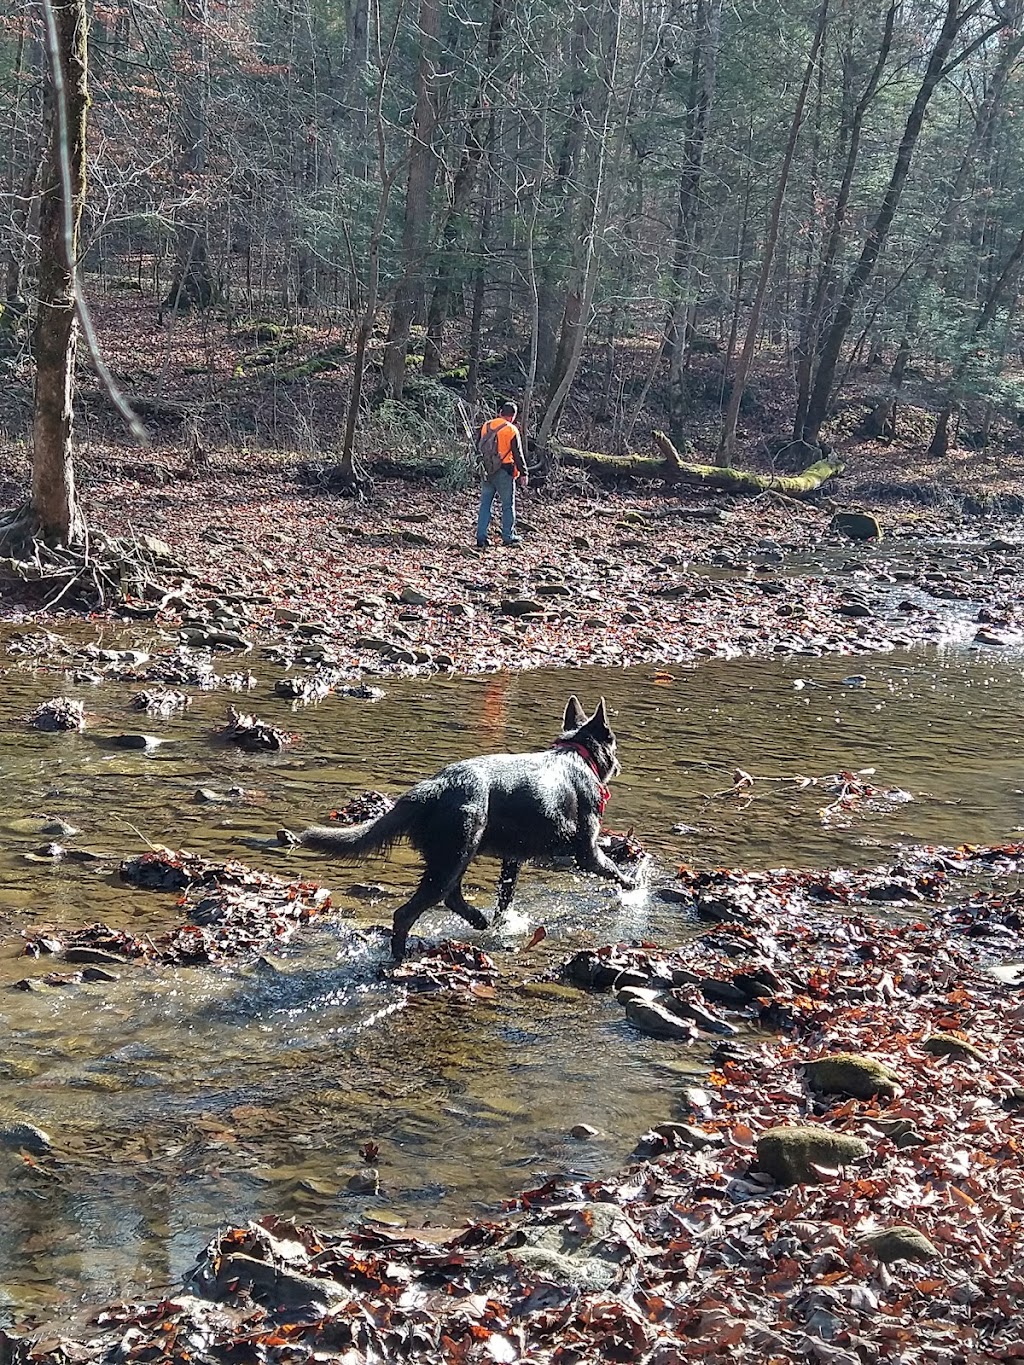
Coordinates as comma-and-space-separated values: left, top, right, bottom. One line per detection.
755, 1124, 868, 1184
803, 1053, 901, 1100
346, 1168, 380, 1195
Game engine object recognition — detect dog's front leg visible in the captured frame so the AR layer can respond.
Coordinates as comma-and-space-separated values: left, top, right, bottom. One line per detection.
575, 824, 637, 890
496, 859, 520, 916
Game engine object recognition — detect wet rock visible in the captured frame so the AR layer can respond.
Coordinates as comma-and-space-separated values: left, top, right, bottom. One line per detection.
195, 787, 231, 804
973, 626, 1023, 647
859, 1226, 938, 1264
39, 817, 80, 837
829, 511, 882, 541
346, 1167, 380, 1195
132, 688, 191, 717
922, 1033, 987, 1062
29, 697, 85, 732
64, 946, 128, 965
755, 1125, 868, 1184
619, 988, 695, 1040
570, 1123, 600, 1139
635, 1122, 723, 1156
837, 600, 873, 619
108, 733, 162, 751
0, 1120, 53, 1154
618, 985, 738, 1038
803, 1053, 902, 1100
986, 538, 1018, 553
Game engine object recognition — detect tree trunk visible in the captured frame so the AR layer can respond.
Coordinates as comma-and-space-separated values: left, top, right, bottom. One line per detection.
32, 0, 88, 544
163, 0, 215, 316
381, 0, 442, 397
793, 0, 896, 441
421, 0, 505, 377
719, 0, 829, 463
802, 0, 996, 444
665, 0, 722, 442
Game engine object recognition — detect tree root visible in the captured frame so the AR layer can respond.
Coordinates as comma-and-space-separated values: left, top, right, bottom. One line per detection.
0, 508, 177, 610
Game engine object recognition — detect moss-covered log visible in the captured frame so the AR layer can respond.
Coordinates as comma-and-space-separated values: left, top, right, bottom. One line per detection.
653, 432, 842, 495
553, 433, 841, 497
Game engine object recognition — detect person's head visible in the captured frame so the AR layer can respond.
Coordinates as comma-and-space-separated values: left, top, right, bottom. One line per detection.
499, 401, 518, 420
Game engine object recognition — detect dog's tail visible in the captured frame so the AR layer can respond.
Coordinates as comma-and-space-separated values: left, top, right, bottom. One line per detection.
300, 800, 413, 861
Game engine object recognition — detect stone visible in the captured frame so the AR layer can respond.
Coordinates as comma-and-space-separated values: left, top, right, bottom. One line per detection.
346, 1167, 380, 1194
755, 1125, 868, 1184
501, 1202, 636, 1292
401, 530, 431, 546
829, 511, 882, 541
500, 598, 546, 617
533, 582, 572, 597
109, 734, 162, 751
570, 1123, 600, 1139
837, 600, 873, 619
859, 1226, 938, 1264
140, 534, 174, 562
399, 585, 430, 606
803, 1053, 902, 1100
0, 1121, 53, 1154
922, 1033, 987, 1063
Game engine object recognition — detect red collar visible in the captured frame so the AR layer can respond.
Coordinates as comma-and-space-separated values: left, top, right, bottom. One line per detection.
551, 740, 611, 816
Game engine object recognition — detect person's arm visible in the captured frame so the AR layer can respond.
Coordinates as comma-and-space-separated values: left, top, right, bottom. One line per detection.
514, 429, 528, 482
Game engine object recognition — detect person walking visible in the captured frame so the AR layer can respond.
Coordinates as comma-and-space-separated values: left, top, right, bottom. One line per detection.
475, 401, 527, 547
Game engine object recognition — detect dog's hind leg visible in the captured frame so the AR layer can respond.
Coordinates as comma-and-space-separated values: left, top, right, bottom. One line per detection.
391, 873, 448, 962
443, 880, 489, 931
495, 859, 520, 917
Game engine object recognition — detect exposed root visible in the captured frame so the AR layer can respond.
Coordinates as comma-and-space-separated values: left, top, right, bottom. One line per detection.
0, 507, 178, 609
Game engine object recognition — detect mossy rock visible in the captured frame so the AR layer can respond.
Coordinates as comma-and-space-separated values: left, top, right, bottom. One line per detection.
922, 1033, 987, 1063
756, 1124, 868, 1185
829, 510, 882, 541
803, 1052, 901, 1100
859, 1225, 938, 1264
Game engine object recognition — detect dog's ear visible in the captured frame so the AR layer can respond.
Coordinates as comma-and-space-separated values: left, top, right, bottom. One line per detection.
563, 695, 587, 731
589, 698, 612, 737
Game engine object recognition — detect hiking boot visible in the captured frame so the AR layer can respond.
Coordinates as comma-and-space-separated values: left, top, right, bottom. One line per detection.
475, 539, 488, 549
503, 536, 522, 547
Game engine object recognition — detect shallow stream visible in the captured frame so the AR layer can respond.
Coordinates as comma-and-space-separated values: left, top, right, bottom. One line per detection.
2, 634, 1024, 1323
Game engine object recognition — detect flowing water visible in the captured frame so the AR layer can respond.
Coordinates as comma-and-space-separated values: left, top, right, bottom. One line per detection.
2, 629, 1024, 1324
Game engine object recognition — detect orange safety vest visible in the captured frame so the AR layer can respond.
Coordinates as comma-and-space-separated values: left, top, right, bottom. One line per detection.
479, 417, 522, 474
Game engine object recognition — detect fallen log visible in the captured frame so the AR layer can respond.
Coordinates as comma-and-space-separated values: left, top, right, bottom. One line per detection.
552, 433, 841, 497
652, 432, 842, 496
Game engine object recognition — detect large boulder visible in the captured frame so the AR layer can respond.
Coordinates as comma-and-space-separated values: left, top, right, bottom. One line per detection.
829, 510, 882, 541
755, 1124, 868, 1184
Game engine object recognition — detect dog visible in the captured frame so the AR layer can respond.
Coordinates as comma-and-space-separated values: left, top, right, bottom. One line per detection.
299, 696, 637, 960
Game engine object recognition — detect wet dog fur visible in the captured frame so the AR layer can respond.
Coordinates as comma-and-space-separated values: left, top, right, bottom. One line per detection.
300, 696, 636, 960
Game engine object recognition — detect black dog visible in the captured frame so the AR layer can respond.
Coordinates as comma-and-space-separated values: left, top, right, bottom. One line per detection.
300, 696, 637, 960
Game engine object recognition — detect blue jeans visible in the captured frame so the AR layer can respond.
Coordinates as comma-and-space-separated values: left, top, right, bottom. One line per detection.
476, 468, 516, 544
